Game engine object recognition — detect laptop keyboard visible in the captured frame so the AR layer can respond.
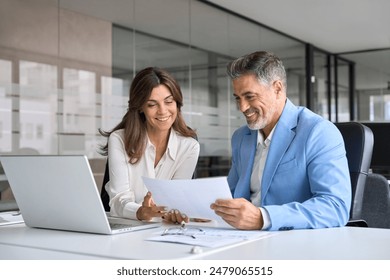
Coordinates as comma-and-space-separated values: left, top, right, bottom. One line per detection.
110, 223, 132, 230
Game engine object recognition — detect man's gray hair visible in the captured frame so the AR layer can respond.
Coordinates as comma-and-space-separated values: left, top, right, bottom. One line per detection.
227, 51, 287, 89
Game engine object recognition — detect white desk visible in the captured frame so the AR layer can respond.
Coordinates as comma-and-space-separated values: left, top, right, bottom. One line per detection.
0, 244, 108, 259
1, 223, 390, 260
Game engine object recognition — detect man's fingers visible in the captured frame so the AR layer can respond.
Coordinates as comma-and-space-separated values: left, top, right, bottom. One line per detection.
214, 198, 246, 208
211, 198, 249, 222
213, 199, 231, 207
213, 206, 237, 219
212, 200, 237, 213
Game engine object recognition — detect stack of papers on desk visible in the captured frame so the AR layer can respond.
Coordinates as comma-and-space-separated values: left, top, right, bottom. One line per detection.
147, 227, 275, 248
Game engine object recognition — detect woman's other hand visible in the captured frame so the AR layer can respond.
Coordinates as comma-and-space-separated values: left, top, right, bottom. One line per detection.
136, 191, 166, 221
162, 209, 189, 224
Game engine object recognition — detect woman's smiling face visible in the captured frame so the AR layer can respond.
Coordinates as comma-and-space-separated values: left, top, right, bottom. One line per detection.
142, 84, 177, 133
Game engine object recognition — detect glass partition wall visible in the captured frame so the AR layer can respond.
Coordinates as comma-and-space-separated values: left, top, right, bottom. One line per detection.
0, 0, 306, 179
3, 0, 389, 181
341, 49, 390, 179
341, 49, 390, 122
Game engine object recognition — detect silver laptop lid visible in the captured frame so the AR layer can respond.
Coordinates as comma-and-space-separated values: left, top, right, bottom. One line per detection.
1, 155, 120, 234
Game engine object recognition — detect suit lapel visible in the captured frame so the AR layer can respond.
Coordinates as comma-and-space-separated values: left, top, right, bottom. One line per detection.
236, 128, 257, 199
241, 129, 257, 171
261, 99, 298, 202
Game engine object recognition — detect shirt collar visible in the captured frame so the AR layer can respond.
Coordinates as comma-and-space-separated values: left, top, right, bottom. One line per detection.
257, 125, 276, 148
146, 129, 177, 161
166, 129, 177, 160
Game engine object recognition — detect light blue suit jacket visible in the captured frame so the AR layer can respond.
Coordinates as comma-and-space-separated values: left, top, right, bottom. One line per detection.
228, 99, 351, 231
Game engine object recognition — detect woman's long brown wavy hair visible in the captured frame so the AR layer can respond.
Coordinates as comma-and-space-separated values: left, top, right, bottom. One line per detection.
99, 67, 196, 164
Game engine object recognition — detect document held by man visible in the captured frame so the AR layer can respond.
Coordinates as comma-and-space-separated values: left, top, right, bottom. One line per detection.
142, 176, 232, 227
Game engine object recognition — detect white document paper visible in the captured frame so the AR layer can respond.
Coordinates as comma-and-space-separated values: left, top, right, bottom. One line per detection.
0, 211, 24, 226
142, 176, 232, 227
147, 227, 277, 248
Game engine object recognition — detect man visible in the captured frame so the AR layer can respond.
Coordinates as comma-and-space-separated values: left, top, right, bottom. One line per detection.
211, 51, 351, 231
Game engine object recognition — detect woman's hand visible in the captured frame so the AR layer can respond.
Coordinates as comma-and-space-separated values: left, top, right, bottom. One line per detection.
162, 209, 189, 224
136, 192, 166, 221
136, 192, 189, 224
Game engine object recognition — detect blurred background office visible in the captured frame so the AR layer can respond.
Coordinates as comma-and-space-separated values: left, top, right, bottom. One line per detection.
1, 0, 390, 196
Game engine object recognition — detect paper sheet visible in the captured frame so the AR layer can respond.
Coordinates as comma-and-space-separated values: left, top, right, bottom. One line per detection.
142, 176, 232, 227
147, 226, 277, 248
0, 211, 24, 226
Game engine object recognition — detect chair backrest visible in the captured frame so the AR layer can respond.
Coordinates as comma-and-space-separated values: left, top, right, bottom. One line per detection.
100, 160, 110, 212
335, 122, 374, 221
361, 173, 390, 228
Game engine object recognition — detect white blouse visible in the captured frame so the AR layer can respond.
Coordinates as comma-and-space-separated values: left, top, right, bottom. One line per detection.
105, 129, 200, 219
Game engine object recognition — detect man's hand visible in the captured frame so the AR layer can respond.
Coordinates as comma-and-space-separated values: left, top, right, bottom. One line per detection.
210, 198, 264, 230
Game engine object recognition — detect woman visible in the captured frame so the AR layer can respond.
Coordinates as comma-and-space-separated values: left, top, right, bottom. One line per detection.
99, 67, 199, 223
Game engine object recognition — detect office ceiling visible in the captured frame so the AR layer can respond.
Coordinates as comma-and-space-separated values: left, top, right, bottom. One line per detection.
206, 0, 390, 53
61, 0, 390, 54
59, 0, 390, 88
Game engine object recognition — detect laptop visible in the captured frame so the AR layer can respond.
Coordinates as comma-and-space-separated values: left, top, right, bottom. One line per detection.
0, 155, 160, 234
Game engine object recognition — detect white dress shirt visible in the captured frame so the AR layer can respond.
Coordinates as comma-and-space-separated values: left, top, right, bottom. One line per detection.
105, 129, 200, 219
250, 128, 275, 229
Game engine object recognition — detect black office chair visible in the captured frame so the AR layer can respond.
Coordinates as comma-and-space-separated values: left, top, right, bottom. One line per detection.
100, 160, 111, 212
335, 122, 374, 227
361, 173, 390, 228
